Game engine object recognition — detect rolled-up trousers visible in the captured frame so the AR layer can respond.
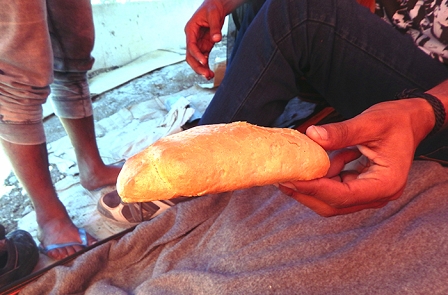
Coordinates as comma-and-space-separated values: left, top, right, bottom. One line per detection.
0, 0, 95, 144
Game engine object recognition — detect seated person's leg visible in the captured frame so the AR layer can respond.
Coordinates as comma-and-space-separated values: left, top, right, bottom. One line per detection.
199, 0, 448, 160
228, 0, 267, 65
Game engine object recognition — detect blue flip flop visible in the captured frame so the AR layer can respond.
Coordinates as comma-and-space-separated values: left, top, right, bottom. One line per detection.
39, 228, 89, 255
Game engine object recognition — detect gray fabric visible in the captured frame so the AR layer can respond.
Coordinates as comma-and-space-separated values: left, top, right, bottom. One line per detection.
22, 160, 448, 294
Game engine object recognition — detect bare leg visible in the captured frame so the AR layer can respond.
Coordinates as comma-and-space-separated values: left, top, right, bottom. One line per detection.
59, 115, 122, 191
0, 139, 96, 260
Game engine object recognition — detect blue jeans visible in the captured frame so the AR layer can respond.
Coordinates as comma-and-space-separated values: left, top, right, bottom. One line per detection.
199, 0, 448, 162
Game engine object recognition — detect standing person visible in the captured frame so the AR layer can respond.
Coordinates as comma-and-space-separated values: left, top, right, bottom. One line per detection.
184, 0, 448, 215
0, 1, 122, 260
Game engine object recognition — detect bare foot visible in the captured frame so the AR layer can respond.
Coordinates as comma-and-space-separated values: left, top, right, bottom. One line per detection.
79, 162, 124, 191
37, 218, 97, 260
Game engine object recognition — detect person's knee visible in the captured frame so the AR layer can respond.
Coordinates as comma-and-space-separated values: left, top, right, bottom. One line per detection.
50, 71, 93, 119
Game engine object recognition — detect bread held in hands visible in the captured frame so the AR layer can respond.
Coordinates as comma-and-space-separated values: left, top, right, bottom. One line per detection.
117, 121, 330, 202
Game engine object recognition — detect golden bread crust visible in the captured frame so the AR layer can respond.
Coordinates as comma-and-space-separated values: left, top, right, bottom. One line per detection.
117, 122, 330, 202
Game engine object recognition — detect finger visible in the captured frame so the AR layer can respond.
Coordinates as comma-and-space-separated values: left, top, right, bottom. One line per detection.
278, 183, 295, 196
326, 148, 362, 178
207, 14, 223, 43
306, 117, 377, 151
279, 178, 392, 216
290, 191, 389, 217
185, 27, 210, 67
288, 177, 387, 208
185, 53, 214, 79
200, 1, 224, 42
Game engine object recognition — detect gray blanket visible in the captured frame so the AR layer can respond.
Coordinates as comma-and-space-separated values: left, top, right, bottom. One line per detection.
22, 161, 448, 294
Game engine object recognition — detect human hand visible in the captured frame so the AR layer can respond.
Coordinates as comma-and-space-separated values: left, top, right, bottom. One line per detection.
185, 0, 227, 80
279, 98, 435, 216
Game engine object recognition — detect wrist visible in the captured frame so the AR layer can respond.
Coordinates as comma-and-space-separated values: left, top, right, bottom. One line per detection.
396, 88, 446, 137
426, 79, 448, 127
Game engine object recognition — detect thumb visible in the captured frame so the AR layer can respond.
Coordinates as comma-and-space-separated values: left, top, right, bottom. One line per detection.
306, 120, 363, 151
207, 10, 224, 42
210, 28, 222, 42
209, 22, 222, 42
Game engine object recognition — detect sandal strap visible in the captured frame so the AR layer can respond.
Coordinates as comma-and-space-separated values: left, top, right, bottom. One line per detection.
39, 228, 88, 253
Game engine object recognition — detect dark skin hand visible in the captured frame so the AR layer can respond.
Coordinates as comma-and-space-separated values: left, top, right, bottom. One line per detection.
279, 98, 436, 217
185, 0, 246, 79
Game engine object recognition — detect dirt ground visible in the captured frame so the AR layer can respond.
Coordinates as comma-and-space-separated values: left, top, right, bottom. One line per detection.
0, 40, 227, 234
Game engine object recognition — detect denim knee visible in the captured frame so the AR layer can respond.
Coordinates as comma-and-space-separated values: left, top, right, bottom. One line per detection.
0, 86, 48, 144
49, 71, 93, 119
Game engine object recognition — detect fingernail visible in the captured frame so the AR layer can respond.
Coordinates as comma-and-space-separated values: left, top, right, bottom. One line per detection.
279, 182, 296, 190
310, 125, 328, 140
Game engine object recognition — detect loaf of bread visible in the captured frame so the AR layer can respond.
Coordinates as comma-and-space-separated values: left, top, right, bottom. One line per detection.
117, 121, 330, 202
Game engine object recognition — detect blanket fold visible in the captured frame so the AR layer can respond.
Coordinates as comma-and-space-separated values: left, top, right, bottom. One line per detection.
22, 161, 448, 295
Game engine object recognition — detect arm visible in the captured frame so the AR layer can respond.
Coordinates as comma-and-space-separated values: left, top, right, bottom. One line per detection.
185, 0, 373, 79
279, 80, 448, 217
426, 79, 448, 126
185, 0, 247, 79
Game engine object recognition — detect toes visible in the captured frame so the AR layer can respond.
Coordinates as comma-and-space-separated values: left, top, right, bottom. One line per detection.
44, 242, 92, 260
45, 246, 76, 260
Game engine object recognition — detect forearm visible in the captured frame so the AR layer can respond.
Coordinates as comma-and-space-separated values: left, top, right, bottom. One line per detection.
396, 79, 448, 142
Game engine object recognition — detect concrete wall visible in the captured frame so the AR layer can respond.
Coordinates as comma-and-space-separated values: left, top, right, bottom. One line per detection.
91, 0, 213, 72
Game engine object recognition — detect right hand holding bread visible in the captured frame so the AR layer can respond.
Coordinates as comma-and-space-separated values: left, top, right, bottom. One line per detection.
117, 121, 330, 203
279, 99, 433, 216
